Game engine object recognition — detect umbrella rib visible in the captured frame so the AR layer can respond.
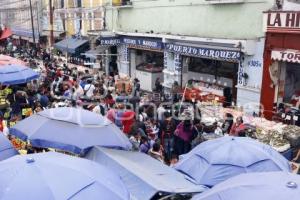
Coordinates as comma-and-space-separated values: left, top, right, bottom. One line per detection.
36, 113, 111, 127
66, 181, 96, 200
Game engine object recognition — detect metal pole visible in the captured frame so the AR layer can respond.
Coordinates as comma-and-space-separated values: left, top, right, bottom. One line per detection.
36, 2, 40, 39
29, 0, 36, 44
49, 0, 54, 46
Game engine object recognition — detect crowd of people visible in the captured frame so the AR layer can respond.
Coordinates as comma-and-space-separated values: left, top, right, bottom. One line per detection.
0, 44, 299, 169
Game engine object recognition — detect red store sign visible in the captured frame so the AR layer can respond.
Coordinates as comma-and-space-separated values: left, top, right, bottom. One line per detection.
264, 11, 300, 33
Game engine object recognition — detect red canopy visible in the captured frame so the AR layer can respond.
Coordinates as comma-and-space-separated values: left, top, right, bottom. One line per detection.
0, 28, 12, 40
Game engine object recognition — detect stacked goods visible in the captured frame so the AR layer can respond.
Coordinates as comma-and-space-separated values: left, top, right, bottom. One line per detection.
254, 128, 290, 152
282, 125, 300, 148
115, 77, 132, 94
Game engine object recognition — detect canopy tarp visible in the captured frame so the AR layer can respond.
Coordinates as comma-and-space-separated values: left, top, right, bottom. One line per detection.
54, 37, 89, 54
85, 147, 207, 200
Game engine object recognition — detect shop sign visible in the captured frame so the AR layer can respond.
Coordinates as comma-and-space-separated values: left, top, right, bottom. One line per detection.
248, 60, 262, 67
121, 37, 163, 50
264, 11, 300, 33
271, 49, 300, 64
165, 43, 240, 61
99, 37, 120, 46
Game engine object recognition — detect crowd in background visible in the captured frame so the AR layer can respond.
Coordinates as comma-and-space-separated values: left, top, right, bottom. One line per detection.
1, 44, 298, 167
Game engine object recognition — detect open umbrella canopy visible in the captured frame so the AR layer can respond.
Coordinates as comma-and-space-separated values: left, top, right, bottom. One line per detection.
0, 54, 26, 66
10, 107, 132, 155
0, 64, 39, 85
85, 147, 207, 200
175, 136, 291, 187
0, 152, 130, 200
192, 172, 300, 200
0, 133, 18, 161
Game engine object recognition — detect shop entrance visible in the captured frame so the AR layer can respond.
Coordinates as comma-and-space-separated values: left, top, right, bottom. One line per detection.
183, 56, 238, 104
109, 46, 118, 76
130, 49, 164, 91
277, 62, 300, 107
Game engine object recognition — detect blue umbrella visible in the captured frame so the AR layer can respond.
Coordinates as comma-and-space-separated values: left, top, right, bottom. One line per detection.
10, 107, 132, 155
0, 152, 130, 200
192, 172, 300, 200
0, 133, 18, 161
175, 136, 291, 187
0, 64, 39, 85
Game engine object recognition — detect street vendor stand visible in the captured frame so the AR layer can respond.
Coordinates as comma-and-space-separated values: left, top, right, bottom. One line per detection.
197, 104, 300, 161
183, 80, 226, 104
135, 64, 163, 92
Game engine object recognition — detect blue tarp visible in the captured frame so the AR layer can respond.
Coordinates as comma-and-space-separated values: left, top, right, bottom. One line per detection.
54, 37, 89, 54
85, 147, 207, 200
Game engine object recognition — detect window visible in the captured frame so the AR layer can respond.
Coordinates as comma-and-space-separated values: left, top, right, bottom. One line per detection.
112, 0, 132, 6
76, 0, 82, 7
187, 57, 236, 79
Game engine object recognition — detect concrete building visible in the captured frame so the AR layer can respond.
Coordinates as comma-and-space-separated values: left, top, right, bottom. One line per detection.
261, 1, 300, 119
41, 0, 104, 45
99, 0, 279, 114
0, 0, 40, 44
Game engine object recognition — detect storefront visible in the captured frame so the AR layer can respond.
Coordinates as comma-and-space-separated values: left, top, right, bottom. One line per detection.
98, 36, 121, 75
164, 42, 242, 105
118, 36, 164, 91
11, 28, 40, 46
261, 11, 300, 121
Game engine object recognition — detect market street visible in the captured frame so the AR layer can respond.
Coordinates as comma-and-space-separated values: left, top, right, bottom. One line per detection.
0, 0, 300, 200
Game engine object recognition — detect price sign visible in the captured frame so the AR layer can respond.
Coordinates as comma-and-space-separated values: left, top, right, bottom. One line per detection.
293, 116, 299, 121
286, 115, 291, 120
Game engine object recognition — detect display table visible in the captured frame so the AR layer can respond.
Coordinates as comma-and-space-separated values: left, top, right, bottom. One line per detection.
136, 69, 163, 91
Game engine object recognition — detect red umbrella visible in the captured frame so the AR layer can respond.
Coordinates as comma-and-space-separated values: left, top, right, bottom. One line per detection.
0, 54, 26, 66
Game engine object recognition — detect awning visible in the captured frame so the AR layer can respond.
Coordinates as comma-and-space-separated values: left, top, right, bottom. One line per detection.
84, 46, 109, 59
271, 49, 300, 64
85, 147, 207, 200
11, 28, 39, 39
0, 28, 12, 40
54, 37, 89, 54
41, 30, 65, 38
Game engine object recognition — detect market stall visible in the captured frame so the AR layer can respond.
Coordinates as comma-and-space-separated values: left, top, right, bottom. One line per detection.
197, 105, 300, 160
181, 52, 239, 106
135, 50, 164, 91
119, 36, 164, 92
